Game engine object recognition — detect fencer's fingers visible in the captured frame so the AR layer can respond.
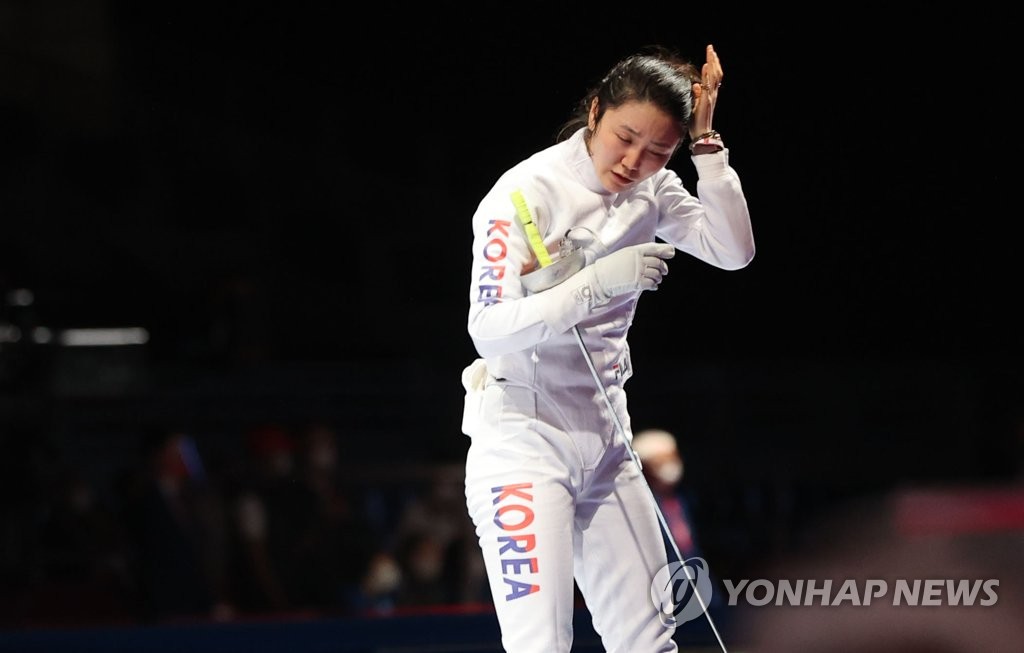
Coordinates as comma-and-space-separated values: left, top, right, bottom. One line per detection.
641, 257, 670, 283
648, 243, 675, 259
703, 45, 723, 92
645, 257, 669, 275
639, 258, 658, 272
707, 43, 721, 71
701, 70, 717, 94
639, 273, 662, 291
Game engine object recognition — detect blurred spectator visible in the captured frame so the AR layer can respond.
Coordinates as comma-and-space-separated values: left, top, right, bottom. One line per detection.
23, 465, 135, 625
393, 532, 448, 607
632, 428, 729, 613
230, 422, 381, 615
632, 428, 702, 561
231, 423, 299, 613
291, 421, 380, 612
358, 551, 403, 614
121, 428, 234, 622
390, 465, 488, 608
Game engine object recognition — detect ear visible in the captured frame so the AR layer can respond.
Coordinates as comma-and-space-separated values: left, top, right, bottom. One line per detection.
588, 98, 599, 131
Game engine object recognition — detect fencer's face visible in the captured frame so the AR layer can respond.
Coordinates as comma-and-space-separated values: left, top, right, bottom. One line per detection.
587, 99, 682, 193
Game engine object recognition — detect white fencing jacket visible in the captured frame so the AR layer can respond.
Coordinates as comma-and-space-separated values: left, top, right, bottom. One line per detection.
464, 127, 754, 439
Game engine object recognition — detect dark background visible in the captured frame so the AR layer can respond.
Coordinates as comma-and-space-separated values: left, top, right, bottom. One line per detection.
0, 0, 1021, 633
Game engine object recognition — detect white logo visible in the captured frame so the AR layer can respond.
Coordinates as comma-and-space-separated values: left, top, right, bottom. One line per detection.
650, 557, 714, 627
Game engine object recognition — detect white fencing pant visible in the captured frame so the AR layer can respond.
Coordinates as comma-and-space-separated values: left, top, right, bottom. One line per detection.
465, 382, 678, 653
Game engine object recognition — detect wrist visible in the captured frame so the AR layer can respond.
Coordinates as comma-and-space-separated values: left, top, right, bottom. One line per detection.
690, 143, 723, 155
688, 130, 724, 154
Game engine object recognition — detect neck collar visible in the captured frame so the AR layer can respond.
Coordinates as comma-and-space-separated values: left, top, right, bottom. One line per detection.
569, 128, 612, 196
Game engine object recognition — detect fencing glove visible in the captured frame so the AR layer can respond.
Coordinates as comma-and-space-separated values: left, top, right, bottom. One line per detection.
535, 242, 675, 334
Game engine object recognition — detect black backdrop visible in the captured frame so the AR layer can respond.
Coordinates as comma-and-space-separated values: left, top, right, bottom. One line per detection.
1, 4, 1020, 485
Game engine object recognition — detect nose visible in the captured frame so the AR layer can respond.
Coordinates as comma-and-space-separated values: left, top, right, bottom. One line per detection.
622, 148, 642, 173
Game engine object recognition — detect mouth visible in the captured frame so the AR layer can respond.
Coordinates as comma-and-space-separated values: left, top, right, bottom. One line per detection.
612, 171, 633, 185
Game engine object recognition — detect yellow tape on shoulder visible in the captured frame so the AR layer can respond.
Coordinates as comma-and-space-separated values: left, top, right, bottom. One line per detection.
510, 190, 552, 268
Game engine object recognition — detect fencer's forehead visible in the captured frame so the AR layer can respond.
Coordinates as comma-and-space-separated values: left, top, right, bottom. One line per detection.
631, 429, 678, 459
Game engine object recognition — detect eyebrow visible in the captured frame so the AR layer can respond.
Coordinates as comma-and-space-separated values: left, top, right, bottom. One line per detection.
621, 125, 674, 149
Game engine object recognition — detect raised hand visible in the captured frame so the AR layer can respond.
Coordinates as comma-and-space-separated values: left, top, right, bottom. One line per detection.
690, 44, 724, 139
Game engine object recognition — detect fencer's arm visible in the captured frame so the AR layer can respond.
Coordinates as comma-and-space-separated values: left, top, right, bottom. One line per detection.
655, 154, 755, 270
468, 243, 675, 358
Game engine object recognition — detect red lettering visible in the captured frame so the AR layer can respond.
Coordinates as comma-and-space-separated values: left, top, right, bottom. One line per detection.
487, 219, 512, 237
491, 483, 534, 504
494, 504, 534, 531
483, 238, 507, 262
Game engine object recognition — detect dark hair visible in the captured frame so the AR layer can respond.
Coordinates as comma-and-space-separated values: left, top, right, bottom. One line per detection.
556, 46, 700, 144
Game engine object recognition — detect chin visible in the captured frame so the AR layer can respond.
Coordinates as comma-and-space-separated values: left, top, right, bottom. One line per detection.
598, 177, 618, 191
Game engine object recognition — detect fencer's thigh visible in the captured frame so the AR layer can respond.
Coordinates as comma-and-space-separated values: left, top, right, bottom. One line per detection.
464, 383, 582, 653
574, 450, 678, 653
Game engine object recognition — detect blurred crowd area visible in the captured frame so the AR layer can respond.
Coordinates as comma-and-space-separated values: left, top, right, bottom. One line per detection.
0, 417, 809, 630
1, 291, 1019, 631
0, 420, 498, 627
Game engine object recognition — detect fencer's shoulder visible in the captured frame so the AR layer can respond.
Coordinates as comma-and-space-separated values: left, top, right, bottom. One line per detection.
648, 165, 683, 188
482, 142, 572, 200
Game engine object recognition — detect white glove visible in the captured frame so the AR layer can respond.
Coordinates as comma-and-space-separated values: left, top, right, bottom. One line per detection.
533, 242, 675, 334
590, 243, 675, 302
